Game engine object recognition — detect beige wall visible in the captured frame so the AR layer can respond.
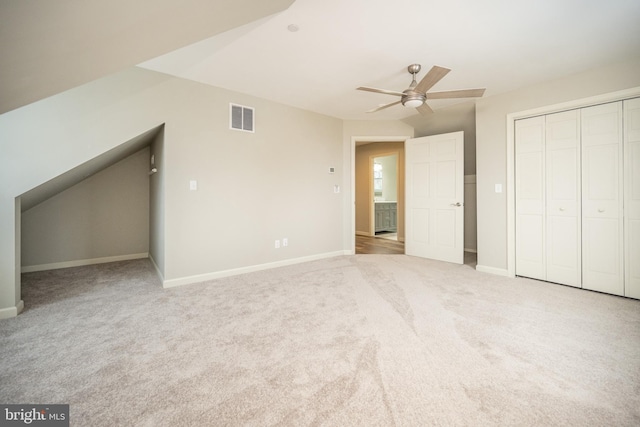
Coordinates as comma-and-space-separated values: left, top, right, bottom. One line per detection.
355, 142, 405, 240
161, 80, 343, 283
464, 176, 477, 252
0, 66, 344, 315
475, 57, 640, 273
21, 148, 150, 269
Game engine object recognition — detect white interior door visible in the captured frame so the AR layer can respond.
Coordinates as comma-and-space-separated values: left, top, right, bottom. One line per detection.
625, 97, 640, 298
581, 102, 624, 296
405, 131, 464, 264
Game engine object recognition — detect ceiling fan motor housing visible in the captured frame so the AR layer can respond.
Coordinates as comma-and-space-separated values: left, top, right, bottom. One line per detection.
401, 90, 426, 107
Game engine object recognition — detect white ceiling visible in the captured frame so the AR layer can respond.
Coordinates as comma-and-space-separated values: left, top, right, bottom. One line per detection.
140, 0, 640, 121
0, 0, 293, 114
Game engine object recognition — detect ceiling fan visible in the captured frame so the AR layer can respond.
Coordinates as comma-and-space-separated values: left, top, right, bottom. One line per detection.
357, 64, 486, 115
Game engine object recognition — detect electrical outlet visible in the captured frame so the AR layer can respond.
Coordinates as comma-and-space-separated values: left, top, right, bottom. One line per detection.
190, 180, 198, 191
274, 240, 280, 249
334, 185, 340, 193
282, 238, 288, 247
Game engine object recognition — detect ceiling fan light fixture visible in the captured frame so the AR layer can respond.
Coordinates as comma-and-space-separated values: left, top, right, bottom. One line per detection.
402, 93, 425, 108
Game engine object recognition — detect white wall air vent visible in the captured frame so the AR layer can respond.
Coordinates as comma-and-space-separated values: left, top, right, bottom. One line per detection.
230, 103, 254, 132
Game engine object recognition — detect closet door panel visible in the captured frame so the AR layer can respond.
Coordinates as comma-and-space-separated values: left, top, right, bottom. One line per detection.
625, 97, 640, 299
581, 102, 624, 296
517, 214, 545, 279
515, 116, 545, 280
547, 215, 580, 285
546, 110, 581, 287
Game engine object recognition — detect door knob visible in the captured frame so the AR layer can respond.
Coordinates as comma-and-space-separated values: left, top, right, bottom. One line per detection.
450, 202, 462, 207
559, 207, 565, 211
598, 208, 605, 213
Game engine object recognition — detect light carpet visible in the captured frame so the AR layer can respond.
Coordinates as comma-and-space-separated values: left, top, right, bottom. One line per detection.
1, 255, 639, 426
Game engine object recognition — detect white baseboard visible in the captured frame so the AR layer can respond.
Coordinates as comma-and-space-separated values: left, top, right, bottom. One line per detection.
148, 254, 164, 282
163, 250, 348, 289
21, 253, 149, 273
0, 300, 24, 320
476, 264, 510, 277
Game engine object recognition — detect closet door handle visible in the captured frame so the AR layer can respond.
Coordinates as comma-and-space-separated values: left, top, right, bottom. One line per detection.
598, 209, 605, 213
559, 207, 565, 211
450, 202, 462, 207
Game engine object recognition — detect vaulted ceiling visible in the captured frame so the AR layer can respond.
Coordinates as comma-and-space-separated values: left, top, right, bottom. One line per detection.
2, 0, 639, 120
0, 0, 294, 114
140, 0, 640, 120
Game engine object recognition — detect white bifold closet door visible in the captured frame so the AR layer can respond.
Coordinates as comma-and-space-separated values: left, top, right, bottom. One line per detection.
516, 99, 638, 298
581, 102, 624, 296
515, 110, 581, 287
546, 110, 581, 287
515, 116, 546, 281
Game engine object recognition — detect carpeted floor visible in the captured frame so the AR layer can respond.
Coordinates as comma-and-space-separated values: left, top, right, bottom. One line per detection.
1, 255, 639, 426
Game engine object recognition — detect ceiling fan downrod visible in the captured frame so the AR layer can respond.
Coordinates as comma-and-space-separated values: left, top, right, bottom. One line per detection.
403, 64, 425, 107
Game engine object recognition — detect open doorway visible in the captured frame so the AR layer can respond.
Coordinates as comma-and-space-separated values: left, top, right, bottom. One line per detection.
354, 140, 405, 255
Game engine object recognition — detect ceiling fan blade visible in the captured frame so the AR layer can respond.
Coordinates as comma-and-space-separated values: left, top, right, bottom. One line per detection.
417, 103, 433, 116
414, 66, 451, 94
426, 88, 486, 100
367, 100, 402, 113
357, 86, 405, 97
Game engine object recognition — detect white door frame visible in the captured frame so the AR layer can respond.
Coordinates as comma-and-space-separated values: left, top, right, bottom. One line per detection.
506, 86, 640, 277
351, 136, 411, 253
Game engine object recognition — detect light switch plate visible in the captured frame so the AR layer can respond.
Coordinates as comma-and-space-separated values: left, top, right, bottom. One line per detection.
495, 183, 502, 193
190, 180, 197, 191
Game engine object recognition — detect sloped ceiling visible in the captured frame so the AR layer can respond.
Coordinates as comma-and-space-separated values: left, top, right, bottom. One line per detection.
140, 0, 640, 120
0, 0, 294, 114
3, 0, 639, 120
19, 126, 163, 211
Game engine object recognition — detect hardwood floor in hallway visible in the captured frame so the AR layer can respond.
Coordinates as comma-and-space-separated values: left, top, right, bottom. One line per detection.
355, 234, 404, 254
